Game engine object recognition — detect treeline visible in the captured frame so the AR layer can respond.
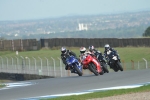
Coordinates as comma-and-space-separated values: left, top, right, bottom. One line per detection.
1, 25, 148, 40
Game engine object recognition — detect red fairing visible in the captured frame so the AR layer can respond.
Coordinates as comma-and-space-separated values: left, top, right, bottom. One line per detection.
82, 54, 102, 73
82, 55, 92, 65
91, 57, 101, 72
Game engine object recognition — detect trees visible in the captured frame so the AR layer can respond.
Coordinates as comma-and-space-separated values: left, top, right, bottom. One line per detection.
143, 26, 150, 37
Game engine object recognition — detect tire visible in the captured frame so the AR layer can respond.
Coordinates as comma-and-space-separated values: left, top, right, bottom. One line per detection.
73, 64, 83, 76
111, 63, 118, 72
113, 68, 119, 72
99, 69, 104, 75
88, 63, 99, 76
113, 64, 119, 72
117, 61, 123, 71
102, 63, 109, 73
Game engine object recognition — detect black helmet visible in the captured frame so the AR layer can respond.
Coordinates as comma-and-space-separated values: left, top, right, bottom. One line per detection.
104, 44, 110, 51
89, 45, 95, 52
61, 47, 67, 54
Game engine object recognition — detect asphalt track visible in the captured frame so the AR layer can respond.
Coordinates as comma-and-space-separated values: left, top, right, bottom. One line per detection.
0, 69, 150, 100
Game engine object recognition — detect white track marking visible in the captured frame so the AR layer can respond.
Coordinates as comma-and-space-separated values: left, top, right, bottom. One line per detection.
20, 82, 150, 100
0, 82, 34, 90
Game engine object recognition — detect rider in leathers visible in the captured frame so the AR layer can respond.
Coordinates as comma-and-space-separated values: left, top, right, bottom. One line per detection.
88, 45, 103, 58
104, 44, 120, 67
79, 47, 92, 62
79, 47, 93, 69
88, 45, 107, 65
60, 47, 77, 70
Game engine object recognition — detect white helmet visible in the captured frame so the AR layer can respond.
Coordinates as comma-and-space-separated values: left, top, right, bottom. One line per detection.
104, 44, 110, 51
80, 47, 86, 54
61, 47, 67, 54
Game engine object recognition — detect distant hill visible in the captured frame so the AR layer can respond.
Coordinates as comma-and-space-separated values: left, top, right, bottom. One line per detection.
0, 11, 150, 40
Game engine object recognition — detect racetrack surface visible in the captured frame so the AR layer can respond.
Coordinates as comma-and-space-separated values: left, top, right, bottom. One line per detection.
0, 69, 150, 100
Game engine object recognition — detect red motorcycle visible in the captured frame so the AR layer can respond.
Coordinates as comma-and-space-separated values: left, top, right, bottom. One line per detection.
81, 53, 104, 76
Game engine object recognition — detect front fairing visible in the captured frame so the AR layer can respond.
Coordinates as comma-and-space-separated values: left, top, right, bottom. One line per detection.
82, 55, 92, 65
66, 56, 82, 71
109, 52, 119, 64
66, 56, 77, 65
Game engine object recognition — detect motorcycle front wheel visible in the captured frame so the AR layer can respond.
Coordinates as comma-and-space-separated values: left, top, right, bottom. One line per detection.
88, 63, 99, 76
117, 61, 123, 71
73, 64, 83, 76
102, 63, 109, 73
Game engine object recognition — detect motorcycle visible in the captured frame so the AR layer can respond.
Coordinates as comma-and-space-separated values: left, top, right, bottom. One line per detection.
81, 52, 104, 76
66, 55, 83, 76
107, 50, 123, 72
96, 52, 109, 73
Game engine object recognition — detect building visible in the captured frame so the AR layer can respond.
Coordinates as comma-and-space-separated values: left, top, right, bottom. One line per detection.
78, 23, 88, 31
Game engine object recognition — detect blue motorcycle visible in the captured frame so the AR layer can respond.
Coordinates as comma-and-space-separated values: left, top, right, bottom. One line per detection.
66, 56, 83, 76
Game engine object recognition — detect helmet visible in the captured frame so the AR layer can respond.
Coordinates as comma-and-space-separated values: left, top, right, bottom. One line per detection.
80, 47, 86, 54
89, 45, 95, 52
61, 47, 67, 54
104, 44, 110, 51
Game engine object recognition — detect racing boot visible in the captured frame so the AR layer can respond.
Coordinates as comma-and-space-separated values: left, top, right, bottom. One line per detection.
65, 65, 68, 70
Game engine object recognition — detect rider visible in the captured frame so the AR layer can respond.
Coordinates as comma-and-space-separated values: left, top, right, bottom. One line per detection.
79, 47, 91, 61
104, 44, 120, 66
79, 47, 86, 60
88, 45, 106, 63
88, 45, 102, 57
60, 47, 77, 71
79, 47, 89, 68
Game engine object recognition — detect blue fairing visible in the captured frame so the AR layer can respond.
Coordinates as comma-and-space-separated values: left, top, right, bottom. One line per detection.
66, 56, 82, 72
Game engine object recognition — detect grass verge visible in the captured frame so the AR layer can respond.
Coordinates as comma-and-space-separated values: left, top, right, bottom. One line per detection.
0, 84, 5, 88
0, 47, 150, 62
0, 80, 8, 88
43, 84, 150, 100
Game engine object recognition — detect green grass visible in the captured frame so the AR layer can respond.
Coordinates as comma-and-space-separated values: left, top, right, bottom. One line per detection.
0, 47, 150, 62
0, 47, 150, 69
0, 84, 5, 88
0, 80, 8, 88
42, 84, 150, 100
0, 80, 16, 88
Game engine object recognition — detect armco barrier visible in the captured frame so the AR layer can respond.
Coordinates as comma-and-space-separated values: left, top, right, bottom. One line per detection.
0, 55, 149, 79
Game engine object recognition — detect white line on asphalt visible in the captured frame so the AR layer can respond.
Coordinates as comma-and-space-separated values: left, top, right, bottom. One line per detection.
20, 82, 150, 100
0, 82, 34, 90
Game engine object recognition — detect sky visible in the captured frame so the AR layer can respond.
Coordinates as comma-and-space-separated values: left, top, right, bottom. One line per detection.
0, 0, 150, 21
